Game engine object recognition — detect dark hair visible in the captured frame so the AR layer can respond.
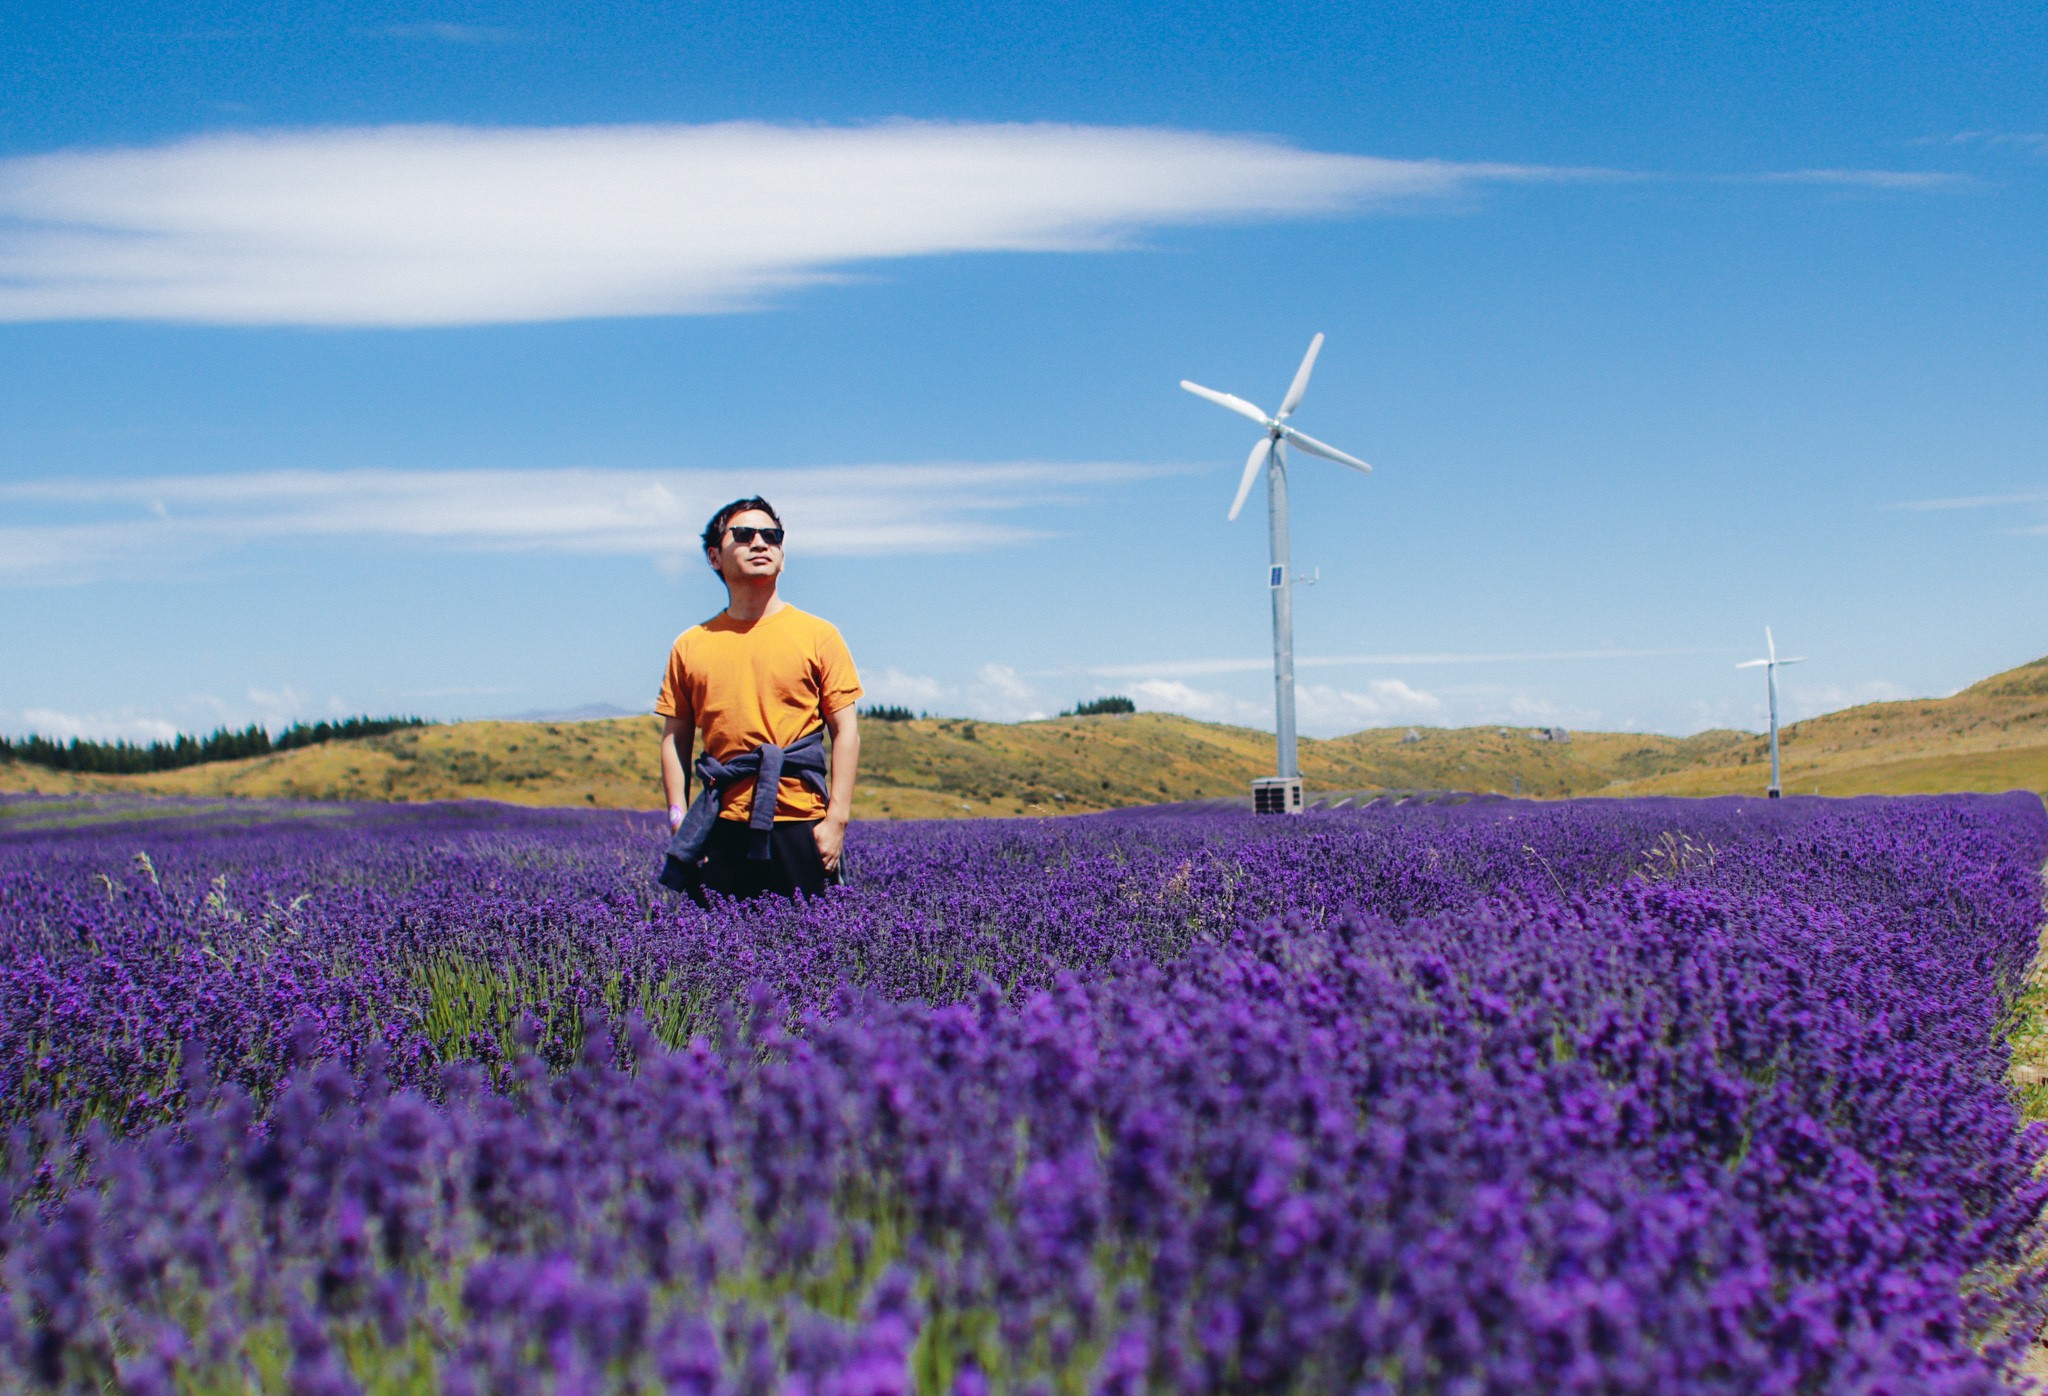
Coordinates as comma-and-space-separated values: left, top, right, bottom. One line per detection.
701, 496, 783, 564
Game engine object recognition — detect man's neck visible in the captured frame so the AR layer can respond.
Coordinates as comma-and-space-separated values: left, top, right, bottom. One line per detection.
723, 580, 785, 623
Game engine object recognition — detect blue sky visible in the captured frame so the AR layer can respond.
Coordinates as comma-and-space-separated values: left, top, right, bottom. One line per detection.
2, 0, 2044, 744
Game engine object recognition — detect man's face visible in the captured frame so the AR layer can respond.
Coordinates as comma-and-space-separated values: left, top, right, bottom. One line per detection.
708, 508, 785, 582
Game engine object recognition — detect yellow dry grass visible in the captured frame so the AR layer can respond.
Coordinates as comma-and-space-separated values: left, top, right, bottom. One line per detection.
0, 711, 1733, 816
7, 654, 2047, 815
1608, 656, 2048, 798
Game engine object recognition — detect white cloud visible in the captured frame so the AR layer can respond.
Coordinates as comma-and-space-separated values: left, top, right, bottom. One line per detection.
0, 122, 1955, 327
972, 663, 1044, 719
1916, 131, 2048, 155
1886, 486, 2048, 536
3, 687, 378, 742
402, 684, 520, 700
1449, 688, 1605, 729
1089, 646, 1708, 678
1778, 678, 1909, 724
1749, 168, 1961, 190
8, 707, 184, 744
1102, 658, 1272, 677
854, 662, 1052, 722
1677, 676, 1903, 734
1088, 658, 1740, 734
1295, 679, 1443, 729
0, 461, 1171, 583
243, 684, 352, 727
863, 667, 952, 711
1889, 488, 2048, 511
840, 666, 1438, 732
1122, 675, 1441, 732
384, 22, 515, 44
1125, 678, 1268, 726
0, 122, 1562, 327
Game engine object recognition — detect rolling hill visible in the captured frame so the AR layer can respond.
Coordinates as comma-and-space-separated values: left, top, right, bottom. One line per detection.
1606, 655, 2048, 797
0, 711, 1741, 816
6, 654, 2046, 815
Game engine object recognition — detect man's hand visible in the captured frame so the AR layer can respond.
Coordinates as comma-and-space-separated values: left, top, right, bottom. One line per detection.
817, 705, 859, 876
659, 715, 693, 829
813, 815, 847, 873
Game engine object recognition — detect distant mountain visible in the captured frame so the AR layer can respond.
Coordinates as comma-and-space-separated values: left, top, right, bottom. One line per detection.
7, 656, 2046, 813
499, 703, 649, 723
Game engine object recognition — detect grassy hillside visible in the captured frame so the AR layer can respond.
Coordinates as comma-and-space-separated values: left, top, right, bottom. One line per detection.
0, 710, 1744, 816
8, 654, 2047, 813
1609, 656, 2048, 797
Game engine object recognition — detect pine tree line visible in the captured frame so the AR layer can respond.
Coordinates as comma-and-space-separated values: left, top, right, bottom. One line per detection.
0, 716, 428, 775
1061, 696, 1136, 717
858, 704, 922, 723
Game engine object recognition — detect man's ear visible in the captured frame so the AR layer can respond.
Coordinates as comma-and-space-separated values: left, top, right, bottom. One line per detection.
705, 546, 724, 577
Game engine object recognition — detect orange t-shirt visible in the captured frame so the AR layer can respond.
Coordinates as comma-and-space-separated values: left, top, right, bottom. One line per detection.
654, 604, 863, 824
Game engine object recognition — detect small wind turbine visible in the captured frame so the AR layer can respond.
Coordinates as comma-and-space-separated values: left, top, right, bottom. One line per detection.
1180, 334, 1371, 811
1737, 627, 1806, 798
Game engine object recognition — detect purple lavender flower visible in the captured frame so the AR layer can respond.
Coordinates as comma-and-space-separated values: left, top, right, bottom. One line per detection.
1, 792, 2044, 1391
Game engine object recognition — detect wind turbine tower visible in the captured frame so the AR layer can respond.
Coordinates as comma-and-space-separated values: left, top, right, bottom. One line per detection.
1737, 627, 1807, 798
1180, 334, 1372, 813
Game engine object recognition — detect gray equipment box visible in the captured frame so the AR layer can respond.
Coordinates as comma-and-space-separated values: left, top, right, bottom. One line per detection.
1252, 776, 1304, 815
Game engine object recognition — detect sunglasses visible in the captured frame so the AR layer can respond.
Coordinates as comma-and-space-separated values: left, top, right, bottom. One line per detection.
725, 525, 785, 547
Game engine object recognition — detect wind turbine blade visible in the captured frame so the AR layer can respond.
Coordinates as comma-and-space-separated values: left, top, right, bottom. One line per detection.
1735, 659, 1769, 669
1228, 436, 1273, 521
1180, 381, 1270, 427
1277, 333, 1324, 420
1765, 627, 1776, 662
1280, 425, 1370, 472
1778, 656, 1808, 665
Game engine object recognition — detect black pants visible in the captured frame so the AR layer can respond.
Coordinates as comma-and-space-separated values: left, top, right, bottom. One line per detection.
684, 818, 837, 906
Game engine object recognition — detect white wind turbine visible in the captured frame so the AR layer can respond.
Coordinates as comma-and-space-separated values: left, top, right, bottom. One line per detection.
1180, 333, 1371, 811
1737, 626, 1807, 798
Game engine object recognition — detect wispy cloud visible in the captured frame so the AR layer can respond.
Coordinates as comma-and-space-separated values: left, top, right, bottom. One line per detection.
1779, 678, 1911, 723
2, 685, 354, 741
6, 707, 185, 743
861, 668, 1445, 732
1914, 131, 2048, 155
864, 663, 1055, 723
0, 461, 1172, 583
1295, 680, 1444, 727
0, 122, 1939, 328
1124, 679, 1269, 726
1087, 646, 1708, 678
861, 661, 1643, 736
401, 684, 520, 700
1126, 675, 1550, 733
1889, 488, 2048, 511
0, 122, 1565, 327
384, 22, 516, 44
1747, 168, 1962, 190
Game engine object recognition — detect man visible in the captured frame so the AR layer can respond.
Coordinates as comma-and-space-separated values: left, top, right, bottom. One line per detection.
655, 496, 862, 902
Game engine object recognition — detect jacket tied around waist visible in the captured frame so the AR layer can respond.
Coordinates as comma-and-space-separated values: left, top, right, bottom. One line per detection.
658, 726, 830, 889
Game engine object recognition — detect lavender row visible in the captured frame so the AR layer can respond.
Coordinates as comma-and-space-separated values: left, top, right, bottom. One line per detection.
3, 795, 1991, 1135
5, 794, 2047, 1392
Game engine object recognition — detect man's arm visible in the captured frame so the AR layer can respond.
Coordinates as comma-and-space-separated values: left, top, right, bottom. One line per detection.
660, 713, 694, 831
814, 704, 859, 872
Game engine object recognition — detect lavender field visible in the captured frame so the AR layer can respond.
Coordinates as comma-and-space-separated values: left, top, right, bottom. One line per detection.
4, 792, 2047, 1394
